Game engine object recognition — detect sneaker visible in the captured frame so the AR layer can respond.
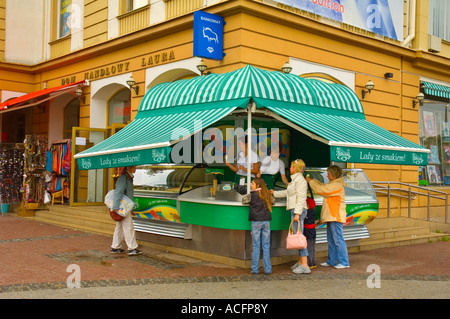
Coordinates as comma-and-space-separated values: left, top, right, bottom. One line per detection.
290, 262, 300, 270
250, 271, 260, 275
334, 264, 350, 269
293, 265, 311, 274
110, 248, 125, 254
310, 265, 317, 269
127, 249, 142, 256
320, 262, 332, 267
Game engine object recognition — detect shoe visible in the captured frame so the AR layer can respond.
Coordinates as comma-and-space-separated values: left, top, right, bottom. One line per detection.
290, 262, 299, 270
110, 248, 125, 254
320, 262, 332, 267
127, 249, 142, 256
334, 264, 350, 269
250, 271, 260, 275
293, 265, 311, 274
264, 272, 272, 275
310, 265, 317, 269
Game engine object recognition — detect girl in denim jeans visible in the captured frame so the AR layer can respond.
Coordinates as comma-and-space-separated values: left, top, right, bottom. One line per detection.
242, 178, 274, 275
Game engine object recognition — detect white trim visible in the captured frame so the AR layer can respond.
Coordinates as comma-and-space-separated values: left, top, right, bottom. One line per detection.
288, 57, 356, 90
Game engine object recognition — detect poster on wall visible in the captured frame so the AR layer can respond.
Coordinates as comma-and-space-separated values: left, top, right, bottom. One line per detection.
423, 111, 436, 137
273, 0, 404, 41
427, 165, 442, 184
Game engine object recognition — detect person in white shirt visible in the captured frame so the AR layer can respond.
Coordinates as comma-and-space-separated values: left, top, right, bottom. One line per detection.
225, 136, 259, 185
257, 144, 289, 189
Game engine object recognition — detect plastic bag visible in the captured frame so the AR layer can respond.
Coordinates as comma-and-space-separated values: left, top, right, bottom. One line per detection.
104, 190, 134, 217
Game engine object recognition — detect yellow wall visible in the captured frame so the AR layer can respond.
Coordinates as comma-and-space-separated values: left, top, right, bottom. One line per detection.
1, 0, 450, 189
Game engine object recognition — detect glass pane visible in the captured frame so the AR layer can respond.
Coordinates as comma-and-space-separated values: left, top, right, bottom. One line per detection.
59, 0, 71, 37
108, 90, 131, 126
72, 128, 108, 204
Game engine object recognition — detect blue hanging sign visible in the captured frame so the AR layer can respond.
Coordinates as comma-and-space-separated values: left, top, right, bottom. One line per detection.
193, 11, 225, 60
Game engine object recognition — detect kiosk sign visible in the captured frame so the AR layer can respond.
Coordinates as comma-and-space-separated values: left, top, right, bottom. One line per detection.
193, 11, 224, 60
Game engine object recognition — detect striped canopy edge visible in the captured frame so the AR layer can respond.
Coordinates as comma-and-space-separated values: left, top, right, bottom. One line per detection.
422, 81, 450, 100
138, 65, 364, 114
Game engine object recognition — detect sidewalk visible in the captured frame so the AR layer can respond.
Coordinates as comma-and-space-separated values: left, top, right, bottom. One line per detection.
0, 213, 449, 299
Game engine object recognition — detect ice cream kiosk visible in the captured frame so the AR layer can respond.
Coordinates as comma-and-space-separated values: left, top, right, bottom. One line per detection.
75, 65, 429, 262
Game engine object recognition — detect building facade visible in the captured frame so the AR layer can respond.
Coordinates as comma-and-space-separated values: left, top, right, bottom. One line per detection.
0, 0, 450, 219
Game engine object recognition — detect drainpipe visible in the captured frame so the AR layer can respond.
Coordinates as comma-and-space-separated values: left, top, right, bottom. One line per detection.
402, 0, 416, 47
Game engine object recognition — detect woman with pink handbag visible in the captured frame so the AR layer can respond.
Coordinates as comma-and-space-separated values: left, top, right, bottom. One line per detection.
271, 159, 310, 274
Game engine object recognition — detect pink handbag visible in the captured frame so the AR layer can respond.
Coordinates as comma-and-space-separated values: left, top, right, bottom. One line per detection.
286, 220, 308, 250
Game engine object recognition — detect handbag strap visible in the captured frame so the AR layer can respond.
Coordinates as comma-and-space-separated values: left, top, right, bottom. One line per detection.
289, 219, 302, 235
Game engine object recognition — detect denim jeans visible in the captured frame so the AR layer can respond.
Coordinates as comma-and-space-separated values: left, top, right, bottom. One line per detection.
326, 222, 349, 266
251, 221, 272, 274
291, 209, 309, 257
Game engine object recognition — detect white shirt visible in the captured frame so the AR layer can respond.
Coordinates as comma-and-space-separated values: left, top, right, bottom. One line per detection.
259, 156, 286, 175
236, 150, 259, 177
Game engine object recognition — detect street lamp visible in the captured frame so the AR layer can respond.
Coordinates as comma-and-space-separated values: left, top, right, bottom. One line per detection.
127, 76, 139, 95
281, 62, 292, 74
362, 80, 375, 99
197, 59, 207, 76
413, 92, 424, 108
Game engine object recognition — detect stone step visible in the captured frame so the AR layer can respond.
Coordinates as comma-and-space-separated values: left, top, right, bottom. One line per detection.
366, 226, 432, 241
357, 232, 445, 252
27, 205, 115, 236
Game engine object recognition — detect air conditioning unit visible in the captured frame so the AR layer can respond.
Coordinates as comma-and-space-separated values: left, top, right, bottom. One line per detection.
428, 35, 441, 53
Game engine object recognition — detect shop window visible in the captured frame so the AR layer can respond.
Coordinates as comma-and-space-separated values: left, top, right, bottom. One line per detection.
419, 101, 450, 186
429, 0, 450, 42
108, 89, 131, 126
63, 98, 80, 139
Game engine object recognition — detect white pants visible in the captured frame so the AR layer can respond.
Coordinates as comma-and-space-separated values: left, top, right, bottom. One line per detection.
111, 213, 138, 250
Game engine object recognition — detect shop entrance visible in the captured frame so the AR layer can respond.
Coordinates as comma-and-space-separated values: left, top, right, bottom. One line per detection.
70, 127, 108, 206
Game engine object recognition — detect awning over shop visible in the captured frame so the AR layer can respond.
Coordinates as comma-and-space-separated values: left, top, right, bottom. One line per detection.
75, 99, 249, 170
0, 80, 88, 112
75, 65, 428, 169
422, 81, 450, 100
261, 102, 428, 165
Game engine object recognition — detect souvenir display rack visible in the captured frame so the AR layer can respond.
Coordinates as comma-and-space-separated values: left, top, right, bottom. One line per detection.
23, 135, 47, 207
0, 143, 24, 206
47, 139, 71, 202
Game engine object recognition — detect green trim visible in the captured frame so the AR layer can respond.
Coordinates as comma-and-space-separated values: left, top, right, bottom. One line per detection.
179, 201, 291, 231
77, 147, 171, 170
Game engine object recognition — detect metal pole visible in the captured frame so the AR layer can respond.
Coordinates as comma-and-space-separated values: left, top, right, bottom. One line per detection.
408, 185, 411, 218
246, 102, 253, 194
387, 183, 391, 218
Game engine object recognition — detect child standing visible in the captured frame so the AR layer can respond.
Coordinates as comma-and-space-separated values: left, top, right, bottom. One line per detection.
304, 197, 317, 269
242, 178, 275, 275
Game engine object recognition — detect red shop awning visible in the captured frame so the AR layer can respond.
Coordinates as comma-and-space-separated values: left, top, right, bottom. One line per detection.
0, 79, 88, 111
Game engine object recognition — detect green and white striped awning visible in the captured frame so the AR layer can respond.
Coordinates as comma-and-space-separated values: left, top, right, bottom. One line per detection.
422, 81, 450, 100
75, 65, 428, 169
262, 103, 428, 165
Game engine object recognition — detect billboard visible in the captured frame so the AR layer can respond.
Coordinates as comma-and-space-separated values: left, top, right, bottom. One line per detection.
274, 0, 403, 41
193, 11, 225, 60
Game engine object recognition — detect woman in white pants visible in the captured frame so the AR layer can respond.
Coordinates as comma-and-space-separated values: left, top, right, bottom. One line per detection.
110, 166, 141, 256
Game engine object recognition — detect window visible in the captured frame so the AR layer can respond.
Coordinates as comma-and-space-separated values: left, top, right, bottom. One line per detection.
126, 0, 148, 12
108, 89, 131, 126
419, 102, 450, 186
429, 0, 450, 42
59, 0, 71, 38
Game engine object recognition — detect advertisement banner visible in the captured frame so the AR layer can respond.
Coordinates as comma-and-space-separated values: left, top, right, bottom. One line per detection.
193, 11, 225, 60
76, 147, 171, 170
331, 146, 428, 166
274, 0, 403, 41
